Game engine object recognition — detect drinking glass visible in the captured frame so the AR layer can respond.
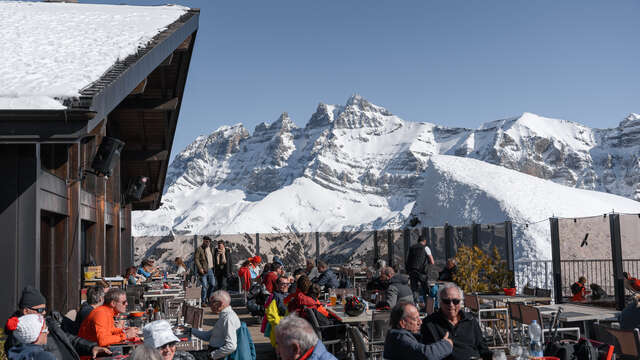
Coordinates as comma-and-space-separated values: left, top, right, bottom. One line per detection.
508, 343, 522, 357
492, 350, 506, 360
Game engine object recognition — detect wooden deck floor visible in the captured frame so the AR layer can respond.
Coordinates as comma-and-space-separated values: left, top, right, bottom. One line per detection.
201, 297, 277, 360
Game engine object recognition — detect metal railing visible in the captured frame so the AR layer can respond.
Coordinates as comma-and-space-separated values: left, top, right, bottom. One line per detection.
515, 259, 640, 298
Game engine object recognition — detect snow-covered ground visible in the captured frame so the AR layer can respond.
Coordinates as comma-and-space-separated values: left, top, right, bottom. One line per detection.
0, 1, 187, 109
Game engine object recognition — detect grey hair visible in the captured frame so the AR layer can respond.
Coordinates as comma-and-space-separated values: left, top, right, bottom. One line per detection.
381, 266, 395, 278
210, 290, 231, 306
438, 282, 464, 301
104, 288, 126, 305
87, 286, 104, 306
275, 315, 318, 353
130, 346, 162, 360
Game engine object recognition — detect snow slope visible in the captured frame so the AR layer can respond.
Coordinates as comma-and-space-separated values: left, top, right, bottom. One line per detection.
412, 155, 640, 260
0, 1, 187, 109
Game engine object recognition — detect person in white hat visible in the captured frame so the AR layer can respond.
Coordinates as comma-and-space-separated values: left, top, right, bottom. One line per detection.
6, 314, 56, 360
143, 320, 194, 360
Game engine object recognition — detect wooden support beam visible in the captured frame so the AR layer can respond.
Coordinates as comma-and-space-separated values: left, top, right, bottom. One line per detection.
117, 97, 178, 111
130, 78, 148, 95
122, 150, 168, 162
160, 54, 174, 66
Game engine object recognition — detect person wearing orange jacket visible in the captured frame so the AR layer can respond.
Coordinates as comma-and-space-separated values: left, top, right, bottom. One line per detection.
570, 276, 589, 302
78, 288, 138, 346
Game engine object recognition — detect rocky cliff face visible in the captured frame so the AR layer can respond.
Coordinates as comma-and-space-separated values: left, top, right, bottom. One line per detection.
134, 95, 639, 267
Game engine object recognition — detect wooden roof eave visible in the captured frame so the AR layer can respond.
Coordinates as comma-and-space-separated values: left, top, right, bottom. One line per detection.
80, 10, 199, 134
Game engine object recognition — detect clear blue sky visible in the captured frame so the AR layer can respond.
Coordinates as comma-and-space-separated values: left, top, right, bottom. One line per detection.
89, 0, 639, 161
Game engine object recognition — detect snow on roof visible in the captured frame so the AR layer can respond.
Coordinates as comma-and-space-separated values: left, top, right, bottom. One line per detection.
0, 1, 189, 110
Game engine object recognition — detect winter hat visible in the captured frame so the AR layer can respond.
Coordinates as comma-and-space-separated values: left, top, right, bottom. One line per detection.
7, 314, 45, 344
143, 320, 179, 349
19, 286, 47, 309
272, 256, 284, 267
251, 256, 262, 264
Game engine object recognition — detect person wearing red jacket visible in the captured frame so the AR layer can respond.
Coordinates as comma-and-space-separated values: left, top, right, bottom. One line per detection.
78, 289, 138, 346
238, 260, 251, 291
263, 263, 283, 293
624, 272, 640, 292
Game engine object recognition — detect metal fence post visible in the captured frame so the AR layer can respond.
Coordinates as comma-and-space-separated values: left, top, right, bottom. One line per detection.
444, 223, 453, 260
550, 217, 562, 304
256, 233, 260, 260
505, 221, 514, 272
609, 213, 624, 310
373, 230, 379, 267
387, 229, 394, 268
315, 232, 320, 266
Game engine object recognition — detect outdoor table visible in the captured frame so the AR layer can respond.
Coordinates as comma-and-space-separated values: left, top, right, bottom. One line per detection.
143, 289, 184, 299
535, 303, 620, 337
476, 294, 552, 305
326, 305, 373, 324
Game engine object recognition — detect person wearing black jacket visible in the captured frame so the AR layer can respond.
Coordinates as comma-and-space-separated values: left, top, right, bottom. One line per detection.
438, 259, 457, 282
420, 284, 491, 360
4, 286, 111, 360
213, 240, 232, 290
313, 261, 340, 290
405, 236, 434, 302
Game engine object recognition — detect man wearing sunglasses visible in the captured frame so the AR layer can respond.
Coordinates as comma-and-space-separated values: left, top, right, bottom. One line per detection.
420, 284, 491, 360
78, 288, 138, 347
4, 286, 111, 360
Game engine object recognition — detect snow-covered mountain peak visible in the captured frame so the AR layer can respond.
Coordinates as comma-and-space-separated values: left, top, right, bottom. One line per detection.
344, 93, 392, 116
619, 113, 640, 128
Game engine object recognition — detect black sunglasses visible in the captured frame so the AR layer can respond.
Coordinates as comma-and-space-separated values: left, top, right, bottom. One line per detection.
30, 307, 47, 314
159, 342, 177, 350
441, 298, 461, 305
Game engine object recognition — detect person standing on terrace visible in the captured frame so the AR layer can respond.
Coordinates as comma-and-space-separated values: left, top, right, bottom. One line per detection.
406, 236, 434, 302
213, 240, 232, 290
78, 288, 138, 346
194, 236, 217, 305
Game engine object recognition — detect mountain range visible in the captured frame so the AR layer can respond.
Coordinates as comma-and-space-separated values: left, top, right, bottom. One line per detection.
133, 95, 640, 266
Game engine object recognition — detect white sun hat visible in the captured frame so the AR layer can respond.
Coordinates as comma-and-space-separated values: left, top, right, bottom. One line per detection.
143, 320, 180, 349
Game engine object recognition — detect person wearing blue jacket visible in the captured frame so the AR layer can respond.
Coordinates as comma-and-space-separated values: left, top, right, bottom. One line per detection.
6, 314, 56, 360
383, 302, 453, 360
275, 315, 336, 360
312, 261, 340, 290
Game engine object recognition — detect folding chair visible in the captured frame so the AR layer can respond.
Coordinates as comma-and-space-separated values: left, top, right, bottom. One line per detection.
465, 294, 508, 347
304, 308, 348, 356
425, 297, 435, 315
347, 325, 375, 360
596, 325, 640, 360
519, 304, 580, 341
367, 310, 390, 359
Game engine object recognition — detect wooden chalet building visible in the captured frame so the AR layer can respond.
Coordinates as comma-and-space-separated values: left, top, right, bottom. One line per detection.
0, 3, 199, 320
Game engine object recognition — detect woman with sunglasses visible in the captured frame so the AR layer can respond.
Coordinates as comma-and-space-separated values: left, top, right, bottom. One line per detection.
420, 284, 492, 360
143, 320, 194, 360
